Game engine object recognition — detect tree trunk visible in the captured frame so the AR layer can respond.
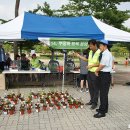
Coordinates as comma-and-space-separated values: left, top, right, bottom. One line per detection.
51, 50, 54, 60
14, 0, 20, 59
15, 0, 20, 17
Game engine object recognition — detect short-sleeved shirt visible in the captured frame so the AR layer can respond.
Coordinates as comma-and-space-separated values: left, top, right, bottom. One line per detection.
100, 49, 112, 72
30, 58, 40, 68
80, 58, 88, 74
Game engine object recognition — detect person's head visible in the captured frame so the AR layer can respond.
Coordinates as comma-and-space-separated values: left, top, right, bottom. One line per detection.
21, 53, 26, 60
32, 53, 36, 59
15, 54, 20, 60
6, 53, 10, 58
98, 40, 109, 52
88, 39, 98, 52
6, 53, 10, 56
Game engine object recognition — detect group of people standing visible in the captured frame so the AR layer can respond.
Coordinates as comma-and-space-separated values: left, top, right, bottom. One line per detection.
76, 39, 113, 118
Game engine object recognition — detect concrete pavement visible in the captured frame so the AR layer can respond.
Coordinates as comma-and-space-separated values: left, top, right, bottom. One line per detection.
0, 84, 130, 130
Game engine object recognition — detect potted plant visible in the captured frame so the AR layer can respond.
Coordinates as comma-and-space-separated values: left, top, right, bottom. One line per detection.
7, 93, 13, 101
27, 106, 32, 114
8, 104, 15, 115
28, 95, 32, 102
0, 103, 4, 110
34, 93, 38, 99
60, 92, 64, 98
51, 96, 55, 102
20, 104, 25, 115
40, 98, 44, 104
54, 100, 58, 105
49, 103, 54, 110
3, 105, 9, 115
35, 103, 40, 112
19, 96, 25, 102
64, 96, 68, 102
17, 92, 21, 100
57, 96, 61, 101
13, 96, 18, 105
68, 101, 73, 109
30, 90, 34, 98
56, 103, 61, 110
62, 102, 67, 109
46, 97, 50, 104
43, 103, 47, 111
65, 90, 69, 97
73, 100, 79, 109
80, 103, 84, 109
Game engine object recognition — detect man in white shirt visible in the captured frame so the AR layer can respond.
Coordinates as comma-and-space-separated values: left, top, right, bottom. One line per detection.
94, 40, 113, 118
0, 42, 6, 71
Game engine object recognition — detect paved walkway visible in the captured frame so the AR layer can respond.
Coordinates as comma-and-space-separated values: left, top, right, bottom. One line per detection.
0, 84, 130, 130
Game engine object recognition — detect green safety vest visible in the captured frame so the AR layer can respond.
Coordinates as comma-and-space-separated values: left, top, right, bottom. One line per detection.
30, 58, 41, 68
88, 49, 100, 72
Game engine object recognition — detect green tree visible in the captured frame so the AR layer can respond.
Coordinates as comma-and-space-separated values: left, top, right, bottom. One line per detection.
0, 19, 8, 24
30, 0, 130, 30
59, 0, 130, 29
111, 43, 128, 57
33, 44, 50, 53
29, 2, 54, 16
18, 41, 38, 55
3, 42, 13, 53
116, 43, 130, 57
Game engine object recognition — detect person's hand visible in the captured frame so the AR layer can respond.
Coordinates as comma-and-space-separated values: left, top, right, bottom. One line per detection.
95, 71, 99, 76
73, 52, 80, 58
87, 65, 93, 69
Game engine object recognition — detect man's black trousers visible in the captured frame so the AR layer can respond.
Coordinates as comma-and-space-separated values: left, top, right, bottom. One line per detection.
87, 71, 99, 105
98, 72, 111, 114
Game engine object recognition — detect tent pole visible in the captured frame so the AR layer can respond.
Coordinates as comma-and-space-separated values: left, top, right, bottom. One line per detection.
62, 53, 65, 92
19, 43, 22, 56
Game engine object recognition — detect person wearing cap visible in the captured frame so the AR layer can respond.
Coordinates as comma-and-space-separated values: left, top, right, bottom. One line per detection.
94, 40, 113, 118
0, 43, 6, 71
75, 39, 100, 109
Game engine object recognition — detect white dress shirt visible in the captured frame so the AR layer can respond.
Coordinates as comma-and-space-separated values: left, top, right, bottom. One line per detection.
100, 49, 112, 72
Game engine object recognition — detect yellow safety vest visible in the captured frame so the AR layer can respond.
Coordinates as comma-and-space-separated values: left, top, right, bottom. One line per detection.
88, 49, 100, 72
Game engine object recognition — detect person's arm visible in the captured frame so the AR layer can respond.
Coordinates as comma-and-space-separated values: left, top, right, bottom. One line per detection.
74, 52, 88, 61
95, 64, 105, 76
87, 63, 99, 69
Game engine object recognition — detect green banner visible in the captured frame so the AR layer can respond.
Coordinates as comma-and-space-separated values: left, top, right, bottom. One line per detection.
39, 38, 89, 49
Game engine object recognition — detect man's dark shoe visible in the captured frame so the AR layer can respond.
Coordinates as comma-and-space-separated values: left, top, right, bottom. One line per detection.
86, 101, 92, 105
91, 104, 97, 109
96, 109, 100, 112
94, 113, 106, 118
96, 109, 108, 113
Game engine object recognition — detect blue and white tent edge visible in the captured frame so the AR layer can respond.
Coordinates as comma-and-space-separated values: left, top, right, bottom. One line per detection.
0, 12, 130, 42
93, 17, 130, 42
0, 13, 24, 41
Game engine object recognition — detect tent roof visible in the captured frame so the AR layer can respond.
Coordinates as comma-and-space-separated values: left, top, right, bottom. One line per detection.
0, 12, 130, 42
